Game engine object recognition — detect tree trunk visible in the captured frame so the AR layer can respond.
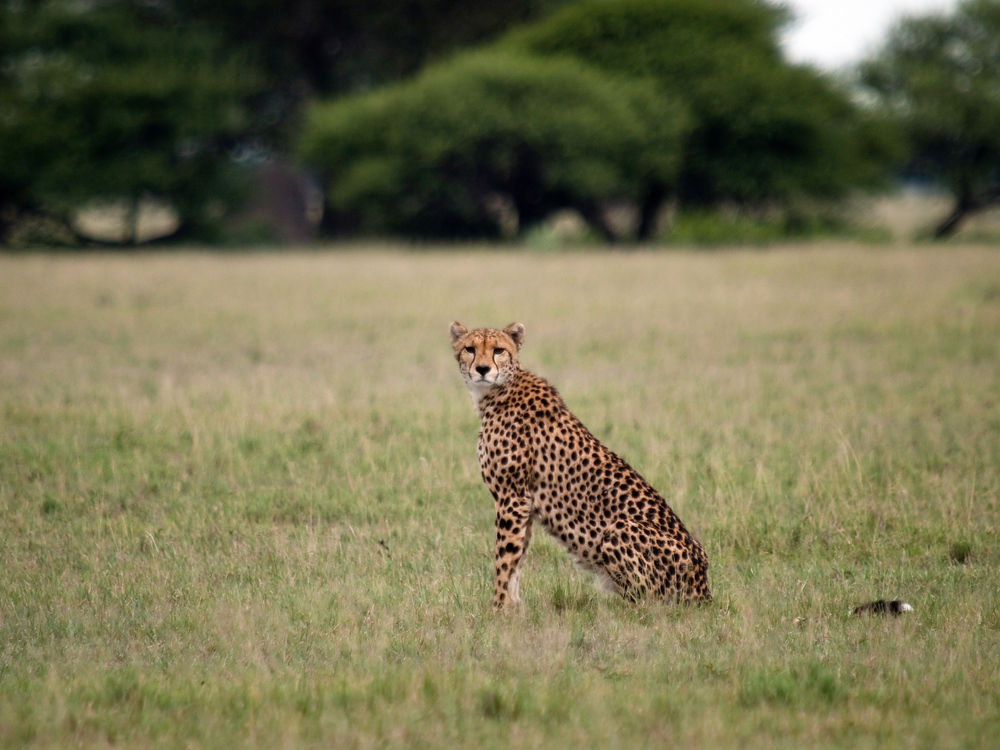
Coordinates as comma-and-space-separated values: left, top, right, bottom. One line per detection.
637, 185, 668, 241
933, 186, 1000, 240
575, 200, 617, 243
126, 196, 140, 244
933, 199, 973, 239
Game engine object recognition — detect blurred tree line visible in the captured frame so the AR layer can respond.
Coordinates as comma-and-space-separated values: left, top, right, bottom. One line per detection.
302, 0, 898, 240
2, 0, 998, 244
0, 0, 565, 243
0, 0, 257, 242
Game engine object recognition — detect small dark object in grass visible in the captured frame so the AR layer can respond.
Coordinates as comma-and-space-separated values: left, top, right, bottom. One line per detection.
853, 600, 913, 617
950, 541, 972, 564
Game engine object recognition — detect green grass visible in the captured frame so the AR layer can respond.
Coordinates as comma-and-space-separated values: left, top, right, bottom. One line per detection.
1, 244, 999, 748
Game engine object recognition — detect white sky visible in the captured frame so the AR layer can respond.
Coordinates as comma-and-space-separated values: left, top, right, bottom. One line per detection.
779, 0, 961, 69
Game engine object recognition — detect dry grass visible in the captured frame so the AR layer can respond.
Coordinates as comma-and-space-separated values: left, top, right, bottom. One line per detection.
1, 243, 999, 748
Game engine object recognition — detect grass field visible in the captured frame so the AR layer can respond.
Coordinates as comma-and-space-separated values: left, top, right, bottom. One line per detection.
1, 244, 999, 748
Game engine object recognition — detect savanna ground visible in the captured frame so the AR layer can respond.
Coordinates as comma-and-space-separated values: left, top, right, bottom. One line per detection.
1, 244, 998, 748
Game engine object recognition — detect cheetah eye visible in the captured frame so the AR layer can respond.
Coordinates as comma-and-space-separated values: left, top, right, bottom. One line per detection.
493, 348, 506, 357
464, 346, 475, 355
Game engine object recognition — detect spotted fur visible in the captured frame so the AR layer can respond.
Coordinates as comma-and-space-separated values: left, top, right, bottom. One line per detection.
450, 321, 711, 610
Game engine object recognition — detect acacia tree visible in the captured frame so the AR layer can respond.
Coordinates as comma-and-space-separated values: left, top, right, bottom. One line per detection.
861, 0, 1000, 238
300, 52, 687, 239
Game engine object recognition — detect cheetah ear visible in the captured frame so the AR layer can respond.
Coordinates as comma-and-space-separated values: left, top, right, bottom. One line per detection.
449, 321, 468, 344
503, 322, 525, 349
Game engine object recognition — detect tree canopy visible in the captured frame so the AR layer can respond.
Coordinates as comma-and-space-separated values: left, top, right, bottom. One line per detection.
300, 52, 687, 238
173, 0, 570, 145
0, 0, 260, 242
504, 0, 894, 207
861, 0, 1000, 237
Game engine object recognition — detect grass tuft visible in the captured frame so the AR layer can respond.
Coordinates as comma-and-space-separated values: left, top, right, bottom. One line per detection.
950, 540, 973, 565
739, 661, 845, 708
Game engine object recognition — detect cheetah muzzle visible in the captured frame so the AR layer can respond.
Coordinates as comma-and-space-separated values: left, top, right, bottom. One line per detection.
450, 321, 712, 610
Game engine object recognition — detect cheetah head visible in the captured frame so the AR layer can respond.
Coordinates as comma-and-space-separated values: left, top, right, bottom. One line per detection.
450, 322, 524, 392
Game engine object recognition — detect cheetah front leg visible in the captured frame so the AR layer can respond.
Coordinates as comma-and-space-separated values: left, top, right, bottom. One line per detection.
493, 498, 532, 610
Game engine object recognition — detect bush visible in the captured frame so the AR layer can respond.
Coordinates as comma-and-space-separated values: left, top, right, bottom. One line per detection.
299, 52, 687, 238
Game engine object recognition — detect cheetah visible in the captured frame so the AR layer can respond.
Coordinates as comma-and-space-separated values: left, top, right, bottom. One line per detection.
450, 321, 711, 610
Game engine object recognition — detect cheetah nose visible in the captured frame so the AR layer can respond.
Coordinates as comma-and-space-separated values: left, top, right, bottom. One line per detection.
476, 365, 490, 376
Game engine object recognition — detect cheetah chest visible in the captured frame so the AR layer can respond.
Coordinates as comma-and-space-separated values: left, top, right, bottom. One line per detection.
478, 416, 608, 562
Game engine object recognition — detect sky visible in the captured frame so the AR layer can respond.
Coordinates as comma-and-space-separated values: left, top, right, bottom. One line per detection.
780, 0, 961, 69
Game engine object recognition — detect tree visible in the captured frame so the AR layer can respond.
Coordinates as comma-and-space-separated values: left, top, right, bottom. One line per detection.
504, 0, 894, 219
299, 52, 687, 238
861, 0, 1000, 238
174, 0, 570, 146
0, 0, 261, 243
300, 0, 894, 241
